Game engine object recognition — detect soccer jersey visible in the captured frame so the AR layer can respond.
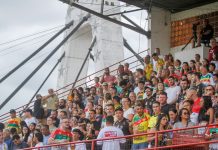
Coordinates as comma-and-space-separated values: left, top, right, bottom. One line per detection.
50, 128, 72, 141
7, 117, 21, 132
132, 113, 150, 144
200, 73, 214, 86
144, 63, 153, 80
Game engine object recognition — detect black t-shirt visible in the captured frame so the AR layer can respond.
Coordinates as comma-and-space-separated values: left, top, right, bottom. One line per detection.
114, 118, 130, 135
201, 24, 214, 40
144, 96, 156, 115
161, 103, 173, 115
196, 83, 205, 97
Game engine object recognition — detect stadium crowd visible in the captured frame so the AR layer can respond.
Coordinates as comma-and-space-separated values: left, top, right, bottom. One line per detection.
0, 38, 218, 150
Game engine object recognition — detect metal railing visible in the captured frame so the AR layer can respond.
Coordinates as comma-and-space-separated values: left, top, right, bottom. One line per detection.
22, 123, 218, 150
0, 49, 148, 122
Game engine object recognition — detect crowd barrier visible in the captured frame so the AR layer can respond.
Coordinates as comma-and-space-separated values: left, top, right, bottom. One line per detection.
22, 124, 218, 150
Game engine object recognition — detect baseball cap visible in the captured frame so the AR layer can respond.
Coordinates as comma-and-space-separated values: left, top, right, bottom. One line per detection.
9, 109, 16, 114
102, 82, 108, 86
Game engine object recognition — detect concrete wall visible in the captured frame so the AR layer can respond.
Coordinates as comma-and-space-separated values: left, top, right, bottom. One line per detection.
148, 7, 171, 55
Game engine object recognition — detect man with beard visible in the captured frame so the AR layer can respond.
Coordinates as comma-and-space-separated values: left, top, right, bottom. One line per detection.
176, 79, 189, 110
144, 87, 156, 115
165, 76, 181, 105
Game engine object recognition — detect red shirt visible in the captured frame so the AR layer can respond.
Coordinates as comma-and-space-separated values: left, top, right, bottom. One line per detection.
192, 97, 201, 113
102, 75, 116, 83
208, 46, 218, 62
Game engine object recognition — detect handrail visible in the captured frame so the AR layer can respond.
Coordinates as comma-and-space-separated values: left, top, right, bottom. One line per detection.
22, 123, 218, 150
0, 50, 147, 121
0, 59, 143, 122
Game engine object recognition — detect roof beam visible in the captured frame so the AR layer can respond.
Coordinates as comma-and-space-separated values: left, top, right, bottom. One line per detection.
59, 0, 151, 38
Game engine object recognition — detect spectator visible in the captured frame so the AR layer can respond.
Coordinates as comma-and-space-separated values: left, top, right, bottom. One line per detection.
48, 118, 72, 150
211, 53, 218, 71
176, 79, 189, 110
159, 92, 173, 115
0, 130, 8, 150
200, 66, 214, 86
46, 117, 57, 133
181, 62, 190, 75
33, 132, 44, 148
134, 80, 145, 100
191, 72, 204, 97
189, 60, 196, 72
148, 101, 161, 129
209, 63, 216, 74
72, 129, 86, 150
129, 92, 137, 107
132, 103, 150, 149
144, 87, 156, 114
40, 125, 50, 146
173, 108, 196, 134
112, 96, 121, 109
208, 38, 218, 62
166, 76, 181, 105
121, 97, 134, 121
101, 67, 116, 83
24, 109, 38, 127
33, 94, 44, 124
11, 134, 28, 149
204, 85, 215, 96
144, 55, 153, 80
198, 96, 214, 124
3, 129, 11, 149
90, 86, 99, 105
21, 126, 30, 143
174, 59, 182, 75
97, 116, 126, 150
43, 89, 59, 117
6, 109, 21, 133
135, 68, 146, 83
152, 53, 164, 72
95, 105, 103, 124
94, 77, 101, 88
168, 108, 178, 128
50, 110, 60, 128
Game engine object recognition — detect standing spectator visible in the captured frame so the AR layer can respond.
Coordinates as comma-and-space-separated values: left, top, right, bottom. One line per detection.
134, 80, 145, 100
114, 107, 130, 135
33, 132, 44, 148
200, 66, 214, 86
129, 92, 137, 107
174, 59, 182, 75
94, 77, 101, 88
181, 62, 190, 75
132, 103, 150, 149
135, 68, 146, 83
159, 92, 173, 115
173, 108, 196, 134
72, 129, 87, 150
198, 96, 214, 124
144, 55, 153, 80
186, 87, 201, 124
11, 134, 28, 149
168, 108, 178, 128
6, 109, 21, 133
90, 86, 99, 105
97, 116, 126, 150
195, 54, 201, 63
0, 130, 8, 150
121, 97, 134, 122
152, 53, 164, 72
33, 94, 44, 124
208, 38, 218, 62
165, 76, 181, 105
43, 89, 59, 117
48, 118, 72, 150
148, 101, 161, 129
144, 87, 156, 115
101, 67, 116, 83
211, 53, 218, 71
176, 79, 189, 110
24, 109, 38, 127
191, 72, 205, 97
40, 125, 50, 146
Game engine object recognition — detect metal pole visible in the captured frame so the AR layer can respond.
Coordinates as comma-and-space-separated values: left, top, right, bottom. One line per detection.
100, 0, 105, 14
121, 14, 146, 32
72, 36, 96, 88
60, 0, 151, 37
0, 20, 74, 83
0, 14, 90, 110
21, 52, 65, 114
123, 38, 144, 65
107, 8, 143, 17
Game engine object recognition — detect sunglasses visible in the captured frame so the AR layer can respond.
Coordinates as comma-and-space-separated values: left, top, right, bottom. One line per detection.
183, 112, 189, 115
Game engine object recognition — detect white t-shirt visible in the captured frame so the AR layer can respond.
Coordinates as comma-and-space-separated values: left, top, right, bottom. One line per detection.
0, 143, 8, 150
166, 86, 181, 105
34, 142, 44, 150
123, 108, 134, 120
97, 126, 126, 150
25, 117, 38, 126
75, 143, 87, 150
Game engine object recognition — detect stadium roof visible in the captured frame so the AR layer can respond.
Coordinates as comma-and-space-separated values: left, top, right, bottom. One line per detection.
119, 0, 217, 13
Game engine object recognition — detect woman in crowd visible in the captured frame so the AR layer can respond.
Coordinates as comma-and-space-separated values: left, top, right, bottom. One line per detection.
95, 105, 103, 124
181, 62, 190, 75
198, 96, 214, 124
122, 97, 134, 121
46, 117, 57, 133
148, 113, 171, 147
153, 82, 165, 99
173, 108, 196, 134
67, 88, 79, 101
189, 60, 196, 72
21, 126, 30, 143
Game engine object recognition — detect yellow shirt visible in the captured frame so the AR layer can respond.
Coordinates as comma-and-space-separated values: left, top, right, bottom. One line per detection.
7, 117, 21, 133
132, 113, 150, 144
144, 63, 153, 80
148, 115, 158, 129
156, 58, 164, 72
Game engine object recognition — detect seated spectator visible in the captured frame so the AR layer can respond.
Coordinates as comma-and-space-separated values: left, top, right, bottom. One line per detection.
148, 101, 161, 129
40, 125, 50, 146
152, 53, 164, 72
21, 126, 30, 143
72, 129, 86, 150
176, 79, 189, 110
3, 129, 11, 149
11, 134, 28, 149
159, 92, 173, 115
200, 66, 214, 86
208, 38, 218, 62
50, 110, 60, 128
121, 97, 134, 122
144, 87, 156, 115
168, 108, 178, 128
211, 53, 218, 71
46, 117, 57, 133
